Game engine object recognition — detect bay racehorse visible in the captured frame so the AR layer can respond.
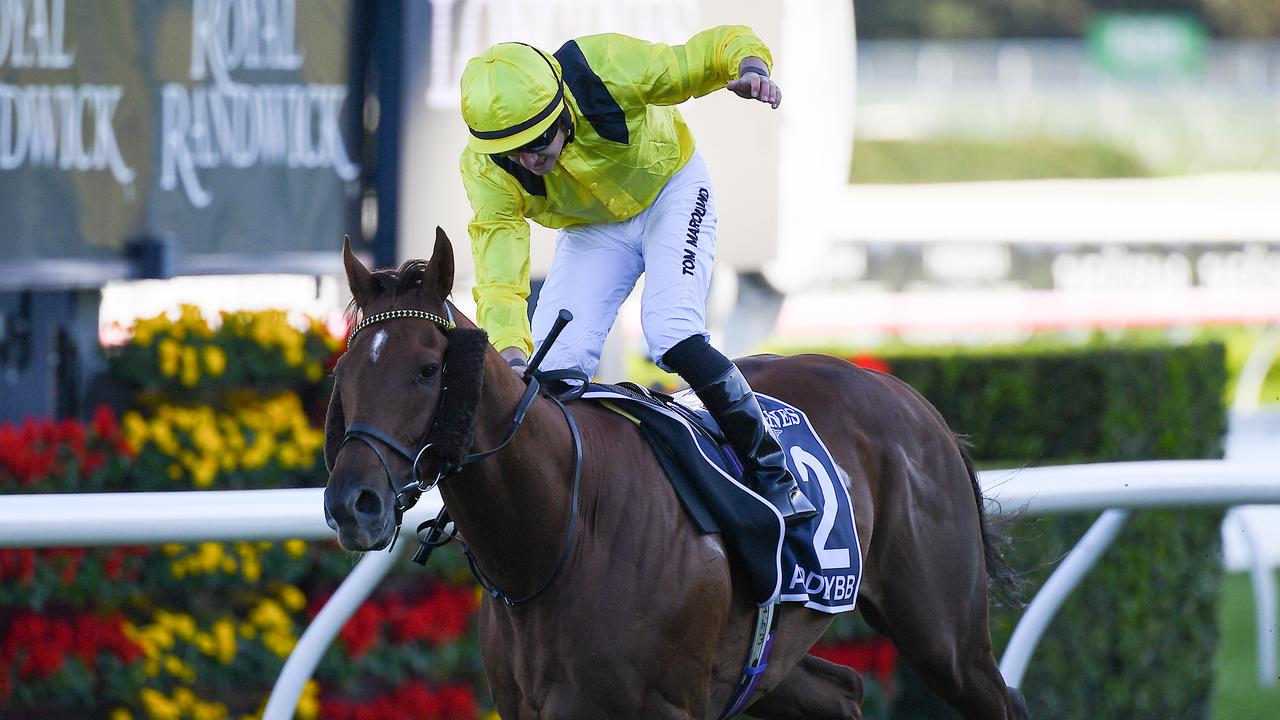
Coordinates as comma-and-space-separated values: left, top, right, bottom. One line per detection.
323, 228, 1029, 719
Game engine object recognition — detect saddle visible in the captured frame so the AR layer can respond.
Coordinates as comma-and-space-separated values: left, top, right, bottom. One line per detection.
580, 381, 862, 613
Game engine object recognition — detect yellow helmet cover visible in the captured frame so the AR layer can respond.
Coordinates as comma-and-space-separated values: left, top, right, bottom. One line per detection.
461, 43, 566, 155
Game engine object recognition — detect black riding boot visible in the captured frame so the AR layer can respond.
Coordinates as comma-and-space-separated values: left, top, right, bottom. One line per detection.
663, 336, 818, 526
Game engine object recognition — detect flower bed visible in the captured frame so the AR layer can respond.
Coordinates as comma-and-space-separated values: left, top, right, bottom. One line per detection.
0, 307, 486, 719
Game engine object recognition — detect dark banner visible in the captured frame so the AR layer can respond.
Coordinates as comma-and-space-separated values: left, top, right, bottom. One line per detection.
0, 0, 364, 284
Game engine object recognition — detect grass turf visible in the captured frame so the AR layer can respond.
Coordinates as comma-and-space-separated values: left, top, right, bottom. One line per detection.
1212, 571, 1280, 719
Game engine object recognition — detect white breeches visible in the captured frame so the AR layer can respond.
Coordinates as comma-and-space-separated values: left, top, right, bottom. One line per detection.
531, 151, 717, 377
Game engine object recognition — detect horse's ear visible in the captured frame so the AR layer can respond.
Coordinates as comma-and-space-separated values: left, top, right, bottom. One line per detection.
422, 226, 455, 299
343, 235, 378, 308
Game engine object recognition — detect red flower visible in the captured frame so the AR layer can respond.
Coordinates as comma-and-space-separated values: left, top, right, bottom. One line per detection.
375, 586, 476, 648
1, 610, 142, 680
18, 548, 34, 583
58, 420, 85, 454
90, 406, 120, 440
810, 637, 899, 686
848, 354, 890, 374
320, 682, 477, 720
104, 548, 125, 580
338, 602, 384, 658
435, 684, 479, 719
60, 550, 82, 585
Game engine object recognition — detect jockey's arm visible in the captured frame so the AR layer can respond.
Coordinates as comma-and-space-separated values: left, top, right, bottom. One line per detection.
588, 25, 775, 107
463, 166, 535, 359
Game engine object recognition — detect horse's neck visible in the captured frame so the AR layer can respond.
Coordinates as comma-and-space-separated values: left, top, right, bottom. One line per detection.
440, 355, 577, 595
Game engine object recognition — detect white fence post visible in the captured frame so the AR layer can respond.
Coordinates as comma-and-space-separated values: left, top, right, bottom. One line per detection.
263, 543, 408, 720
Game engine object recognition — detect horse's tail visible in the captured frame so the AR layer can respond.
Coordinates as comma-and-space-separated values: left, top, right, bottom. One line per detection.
957, 437, 1026, 608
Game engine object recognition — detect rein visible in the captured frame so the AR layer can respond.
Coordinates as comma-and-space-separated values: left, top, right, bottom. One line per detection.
341, 376, 541, 541
462, 393, 582, 606
337, 305, 582, 605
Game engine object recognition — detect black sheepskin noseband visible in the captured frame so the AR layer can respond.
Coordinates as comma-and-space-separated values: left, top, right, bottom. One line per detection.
421, 327, 488, 467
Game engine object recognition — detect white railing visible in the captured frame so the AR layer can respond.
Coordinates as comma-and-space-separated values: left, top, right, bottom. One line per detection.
0, 487, 443, 719
1, 460, 1278, 715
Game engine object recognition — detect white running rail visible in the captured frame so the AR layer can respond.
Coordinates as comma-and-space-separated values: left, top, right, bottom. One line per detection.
2, 461, 1278, 714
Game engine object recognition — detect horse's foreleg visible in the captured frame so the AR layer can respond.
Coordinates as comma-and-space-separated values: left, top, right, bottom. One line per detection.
742, 653, 863, 720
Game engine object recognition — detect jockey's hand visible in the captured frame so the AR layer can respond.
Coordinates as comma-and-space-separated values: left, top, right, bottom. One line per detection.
726, 58, 781, 109
501, 346, 528, 376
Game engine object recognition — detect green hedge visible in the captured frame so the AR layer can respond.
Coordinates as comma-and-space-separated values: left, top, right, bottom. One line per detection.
881, 343, 1228, 719
887, 344, 1227, 466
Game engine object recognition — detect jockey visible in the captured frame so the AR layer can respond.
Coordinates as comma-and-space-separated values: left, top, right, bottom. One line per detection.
458, 28, 817, 525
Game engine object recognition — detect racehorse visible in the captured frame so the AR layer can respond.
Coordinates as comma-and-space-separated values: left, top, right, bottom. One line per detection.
323, 228, 1029, 720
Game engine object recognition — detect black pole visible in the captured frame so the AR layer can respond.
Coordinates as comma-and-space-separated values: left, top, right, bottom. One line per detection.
371, 0, 405, 270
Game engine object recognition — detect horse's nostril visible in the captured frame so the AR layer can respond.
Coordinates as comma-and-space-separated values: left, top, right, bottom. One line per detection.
354, 488, 383, 517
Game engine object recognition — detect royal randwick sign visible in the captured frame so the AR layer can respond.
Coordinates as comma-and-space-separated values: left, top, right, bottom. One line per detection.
1, 0, 362, 268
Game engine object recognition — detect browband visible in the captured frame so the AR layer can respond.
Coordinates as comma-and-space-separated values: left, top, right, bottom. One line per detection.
347, 306, 457, 349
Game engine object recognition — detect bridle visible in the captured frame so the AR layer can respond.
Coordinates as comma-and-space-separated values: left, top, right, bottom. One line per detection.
335, 303, 583, 605
339, 303, 533, 539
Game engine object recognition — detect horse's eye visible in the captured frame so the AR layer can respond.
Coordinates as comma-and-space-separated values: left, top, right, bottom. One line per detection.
418, 363, 440, 383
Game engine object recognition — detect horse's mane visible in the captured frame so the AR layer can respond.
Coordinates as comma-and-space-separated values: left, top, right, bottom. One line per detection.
344, 258, 434, 321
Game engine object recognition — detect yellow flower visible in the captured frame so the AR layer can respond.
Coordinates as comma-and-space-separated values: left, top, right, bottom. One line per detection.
180, 346, 201, 387
283, 539, 307, 557
193, 700, 228, 720
196, 542, 225, 572
192, 423, 222, 454
279, 584, 307, 612
263, 630, 296, 658
110, 708, 133, 720
249, 599, 289, 629
157, 339, 181, 377
150, 421, 178, 455
173, 687, 195, 711
241, 557, 261, 583
131, 317, 160, 346
165, 612, 197, 640
139, 688, 180, 720
192, 458, 219, 488
203, 345, 227, 376
162, 654, 195, 682
194, 631, 216, 655
277, 443, 301, 469
297, 680, 320, 720
213, 618, 237, 664
122, 412, 148, 454
178, 304, 213, 338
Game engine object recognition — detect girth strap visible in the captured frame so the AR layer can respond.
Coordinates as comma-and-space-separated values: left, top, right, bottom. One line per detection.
717, 602, 779, 720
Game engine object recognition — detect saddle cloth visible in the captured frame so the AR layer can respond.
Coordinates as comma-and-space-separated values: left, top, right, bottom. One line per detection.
581, 383, 862, 612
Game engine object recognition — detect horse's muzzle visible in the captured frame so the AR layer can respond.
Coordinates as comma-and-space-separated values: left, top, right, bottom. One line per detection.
324, 482, 395, 551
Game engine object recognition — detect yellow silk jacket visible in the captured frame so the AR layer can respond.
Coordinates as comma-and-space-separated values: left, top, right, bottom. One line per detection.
460, 26, 773, 354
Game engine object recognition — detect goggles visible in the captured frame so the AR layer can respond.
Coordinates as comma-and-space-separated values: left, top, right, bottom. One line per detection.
497, 120, 560, 158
